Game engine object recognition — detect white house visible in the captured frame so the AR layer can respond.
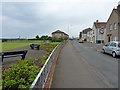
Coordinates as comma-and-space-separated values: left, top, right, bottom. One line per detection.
86, 28, 92, 42
81, 28, 92, 41
92, 20, 106, 44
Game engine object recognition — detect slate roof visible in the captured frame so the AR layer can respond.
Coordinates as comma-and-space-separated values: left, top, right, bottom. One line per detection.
52, 30, 69, 36
94, 22, 106, 29
82, 28, 92, 34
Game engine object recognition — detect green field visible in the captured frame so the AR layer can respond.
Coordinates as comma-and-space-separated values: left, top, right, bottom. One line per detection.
1, 40, 60, 51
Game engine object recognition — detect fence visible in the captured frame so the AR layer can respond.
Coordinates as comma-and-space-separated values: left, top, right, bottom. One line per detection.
30, 42, 64, 89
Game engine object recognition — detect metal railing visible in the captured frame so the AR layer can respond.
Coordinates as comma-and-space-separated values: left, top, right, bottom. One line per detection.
30, 42, 63, 89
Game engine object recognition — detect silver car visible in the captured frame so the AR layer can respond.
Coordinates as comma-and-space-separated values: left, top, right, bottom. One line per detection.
102, 41, 120, 58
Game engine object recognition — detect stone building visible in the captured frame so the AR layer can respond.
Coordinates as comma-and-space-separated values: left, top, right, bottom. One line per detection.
106, 3, 120, 43
52, 30, 69, 40
79, 32, 82, 39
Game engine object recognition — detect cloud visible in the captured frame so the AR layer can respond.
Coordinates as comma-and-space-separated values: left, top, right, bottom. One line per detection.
2, 1, 118, 38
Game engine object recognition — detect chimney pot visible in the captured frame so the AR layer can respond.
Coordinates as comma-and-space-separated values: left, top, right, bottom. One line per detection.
117, 1, 120, 11
96, 20, 99, 22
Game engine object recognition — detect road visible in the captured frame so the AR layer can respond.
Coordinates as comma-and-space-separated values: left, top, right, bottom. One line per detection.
71, 40, 118, 87
51, 40, 118, 88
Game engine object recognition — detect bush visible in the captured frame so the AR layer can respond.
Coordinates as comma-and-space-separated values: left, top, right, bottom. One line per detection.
40, 60, 46, 67
2, 59, 41, 89
50, 42, 60, 47
40, 55, 48, 67
51, 38, 63, 42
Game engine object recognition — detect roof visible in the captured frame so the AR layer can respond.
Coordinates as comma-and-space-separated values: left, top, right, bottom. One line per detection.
94, 22, 106, 29
114, 9, 120, 16
107, 8, 120, 23
82, 28, 92, 34
52, 30, 69, 36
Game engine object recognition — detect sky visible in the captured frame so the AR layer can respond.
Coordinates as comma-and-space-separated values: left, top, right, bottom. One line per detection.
1, 0, 119, 38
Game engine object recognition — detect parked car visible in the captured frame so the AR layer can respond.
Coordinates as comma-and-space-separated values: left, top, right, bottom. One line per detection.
79, 39, 84, 43
102, 41, 120, 58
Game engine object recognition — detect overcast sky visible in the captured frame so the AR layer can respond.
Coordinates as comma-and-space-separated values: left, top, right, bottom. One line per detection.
1, 0, 119, 38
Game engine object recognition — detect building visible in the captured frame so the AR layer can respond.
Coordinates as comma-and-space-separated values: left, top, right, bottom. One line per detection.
106, 3, 120, 43
81, 28, 92, 41
86, 28, 92, 42
118, 2, 120, 41
79, 32, 82, 39
52, 30, 69, 40
92, 20, 106, 44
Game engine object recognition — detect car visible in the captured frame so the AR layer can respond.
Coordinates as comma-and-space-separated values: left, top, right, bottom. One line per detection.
79, 39, 84, 43
102, 41, 120, 58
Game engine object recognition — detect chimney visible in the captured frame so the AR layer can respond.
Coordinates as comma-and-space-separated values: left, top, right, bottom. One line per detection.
118, 1, 120, 11
96, 20, 99, 23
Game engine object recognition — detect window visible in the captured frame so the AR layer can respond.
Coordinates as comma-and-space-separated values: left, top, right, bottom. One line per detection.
114, 23, 117, 30
112, 37, 118, 41
93, 30, 94, 34
110, 42, 114, 46
109, 24, 112, 30
113, 43, 116, 47
118, 43, 120, 48
106, 42, 110, 46
110, 42, 116, 47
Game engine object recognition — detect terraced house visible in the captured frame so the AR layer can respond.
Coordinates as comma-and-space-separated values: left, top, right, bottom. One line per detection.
52, 30, 69, 40
106, 3, 120, 43
92, 20, 106, 44
81, 28, 92, 42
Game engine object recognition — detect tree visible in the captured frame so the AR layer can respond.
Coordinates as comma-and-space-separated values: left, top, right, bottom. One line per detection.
40, 35, 50, 40
35, 35, 39, 39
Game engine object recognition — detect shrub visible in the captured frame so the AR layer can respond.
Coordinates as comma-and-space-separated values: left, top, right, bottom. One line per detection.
40, 55, 48, 67
2, 59, 41, 89
40, 60, 46, 67
45, 48, 53, 53
50, 42, 60, 47
51, 38, 63, 42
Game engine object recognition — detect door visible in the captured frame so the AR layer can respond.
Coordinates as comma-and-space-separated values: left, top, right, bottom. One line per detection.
108, 36, 110, 42
104, 42, 110, 53
109, 42, 116, 54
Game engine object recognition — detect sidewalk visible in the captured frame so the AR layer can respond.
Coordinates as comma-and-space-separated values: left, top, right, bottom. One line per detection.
51, 41, 109, 88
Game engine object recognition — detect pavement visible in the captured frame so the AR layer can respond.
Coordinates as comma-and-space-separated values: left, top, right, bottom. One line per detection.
51, 40, 111, 88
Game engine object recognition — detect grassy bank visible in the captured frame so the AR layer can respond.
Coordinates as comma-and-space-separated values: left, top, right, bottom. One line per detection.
1, 40, 60, 51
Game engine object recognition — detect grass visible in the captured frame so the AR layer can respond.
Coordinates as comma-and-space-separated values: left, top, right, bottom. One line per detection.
1, 40, 60, 51
1, 40, 43, 51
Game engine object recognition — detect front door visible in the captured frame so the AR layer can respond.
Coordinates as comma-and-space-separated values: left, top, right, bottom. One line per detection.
108, 36, 110, 42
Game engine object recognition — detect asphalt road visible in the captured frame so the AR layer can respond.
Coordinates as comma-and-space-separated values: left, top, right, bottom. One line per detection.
70, 40, 118, 88
51, 40, 118, 88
